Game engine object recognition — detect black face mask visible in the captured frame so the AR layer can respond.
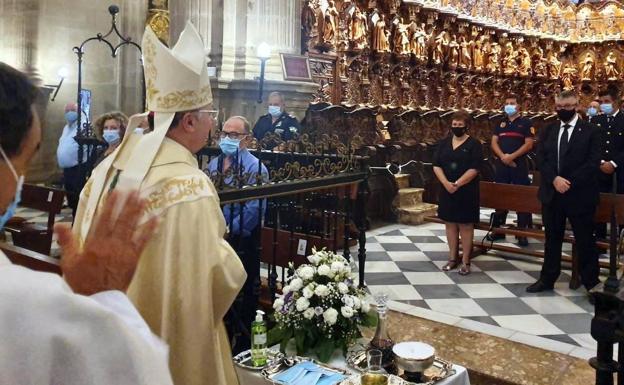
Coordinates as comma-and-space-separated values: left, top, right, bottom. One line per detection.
556, 108, 576, 123
451, 126, 467, 137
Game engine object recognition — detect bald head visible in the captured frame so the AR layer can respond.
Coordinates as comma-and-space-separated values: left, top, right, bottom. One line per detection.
64, 103, 77, 113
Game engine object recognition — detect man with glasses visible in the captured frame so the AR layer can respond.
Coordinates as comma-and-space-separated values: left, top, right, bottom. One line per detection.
74, 24, 246, 385
527, 90, 601, 295
205, 116, 268, 353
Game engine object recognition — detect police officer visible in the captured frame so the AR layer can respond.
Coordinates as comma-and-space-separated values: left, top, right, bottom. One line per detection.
253, 91, 301, 142
487, 94, 535, 246
593, 88, 624, 240
586, 100, 601, 124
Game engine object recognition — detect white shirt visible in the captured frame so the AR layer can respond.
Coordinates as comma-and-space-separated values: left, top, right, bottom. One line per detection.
0, 251, 173, 385
56, 122, 88, 169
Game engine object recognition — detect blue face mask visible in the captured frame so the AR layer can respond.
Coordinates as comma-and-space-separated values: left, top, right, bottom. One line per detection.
219, 137, 241, 157
268, 105, 282, 118
0, 146, 24, 230
102, 130, 121, 145
65, 111, 78, 123
504, 104, 517, 116
601, 103, 614, 115
587, 107, 598, 117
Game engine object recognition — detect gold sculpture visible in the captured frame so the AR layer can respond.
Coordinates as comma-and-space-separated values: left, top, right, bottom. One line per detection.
448, 34, 460, 68
372, 13, 390, 52
409, 22, 428, 60
518, 48, 531, 77
147, 0, 170, 45
393, 18, 410, 55
458, 35, 472, 70
581, 52, 595, 81
561, 63, 577, 90
547, 51, 562, 80
349, 6, 368, 49
604, 51, 620, 81
502, 41, 517, 76
323, 1, 340, 46
486, 42, 501, 74
432, 30, 448, 65
473, 35, 486, 72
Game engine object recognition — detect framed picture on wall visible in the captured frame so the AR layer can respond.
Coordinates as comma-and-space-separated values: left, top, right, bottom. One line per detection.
280, 53, 313, 82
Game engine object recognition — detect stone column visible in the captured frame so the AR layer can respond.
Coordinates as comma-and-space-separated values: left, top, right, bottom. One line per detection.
0, 0, 42, 84
118, 0, 149, 114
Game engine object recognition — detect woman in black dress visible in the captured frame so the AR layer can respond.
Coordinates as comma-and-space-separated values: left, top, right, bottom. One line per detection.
433, 111, 483, 275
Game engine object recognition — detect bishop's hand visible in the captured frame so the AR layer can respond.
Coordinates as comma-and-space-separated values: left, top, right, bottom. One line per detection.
56, 190, 160, 296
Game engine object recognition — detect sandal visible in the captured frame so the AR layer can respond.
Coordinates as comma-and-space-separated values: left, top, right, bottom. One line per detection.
442, 259, 461, 272
459, 263, 471, 276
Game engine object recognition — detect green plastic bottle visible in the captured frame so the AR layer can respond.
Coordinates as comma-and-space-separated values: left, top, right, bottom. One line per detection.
251, 310, 268, 367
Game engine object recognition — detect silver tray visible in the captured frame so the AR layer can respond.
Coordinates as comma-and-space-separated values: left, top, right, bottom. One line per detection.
233, 349, 284, 371
261, 355, 351, 384
345, 348, 455, 385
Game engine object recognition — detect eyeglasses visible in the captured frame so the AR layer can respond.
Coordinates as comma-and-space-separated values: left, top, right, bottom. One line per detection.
197, 109, 219, 120
219, 131, 248, 140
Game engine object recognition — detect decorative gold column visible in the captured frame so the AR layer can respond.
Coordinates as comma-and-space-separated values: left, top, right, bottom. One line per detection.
147, 0, 170, 45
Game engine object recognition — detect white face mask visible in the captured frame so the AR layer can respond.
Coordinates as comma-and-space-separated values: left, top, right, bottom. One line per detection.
0, 146, 24, 229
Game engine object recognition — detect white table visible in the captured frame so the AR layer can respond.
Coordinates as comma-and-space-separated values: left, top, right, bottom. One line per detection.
236, 353, 470, 385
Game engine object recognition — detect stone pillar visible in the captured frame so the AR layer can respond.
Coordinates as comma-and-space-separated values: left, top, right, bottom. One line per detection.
0, 0, 42, 84
118, 0, 149, 114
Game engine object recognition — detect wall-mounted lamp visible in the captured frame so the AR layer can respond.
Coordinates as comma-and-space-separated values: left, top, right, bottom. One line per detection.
45, 67, 69, 101
257, 42, 271, 104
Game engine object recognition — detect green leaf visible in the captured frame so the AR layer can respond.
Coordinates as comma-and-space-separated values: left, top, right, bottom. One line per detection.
295, 330, 306, 355
315, 338, 335, 363
362, 311, 378, 327
267, 326, 286, 347
279, 328, 293, 352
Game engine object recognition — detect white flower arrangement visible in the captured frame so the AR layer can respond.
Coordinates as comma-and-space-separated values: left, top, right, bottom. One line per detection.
269, 248, 376, 362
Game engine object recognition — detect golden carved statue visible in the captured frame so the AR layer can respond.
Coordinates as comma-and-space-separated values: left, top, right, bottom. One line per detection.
533, 47, 547, 78
349, 6, 368, 49
518, 48, 531, 77
147, 0, 170, 45
432, 30, 448, 65
473, 35, 486, 71
393, 18, 410, 55
487, 42, 501, 74
372, 14, 390, 52
409, 22, 428, 60
581, 53, 595, 81
547, 51, 562, 80
502, 41, 517, 76
448, 34, 460, 68
323, 0, 339, 45
459, 35, 472, 69
604, 51, 620, 81
561, 63, 577, 90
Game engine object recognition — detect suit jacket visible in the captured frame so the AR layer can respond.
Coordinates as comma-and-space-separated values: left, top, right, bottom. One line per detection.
537, 118, 603, 211
592, 112, 624, 182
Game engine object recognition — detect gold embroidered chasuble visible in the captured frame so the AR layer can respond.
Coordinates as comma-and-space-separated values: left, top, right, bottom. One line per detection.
74, 137, 246, 385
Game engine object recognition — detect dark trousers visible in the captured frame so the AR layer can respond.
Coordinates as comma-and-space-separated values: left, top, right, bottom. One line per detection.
63, 165, 87, 219
493, 159, 532, 230
225, 233, 261, 354
541, 195, 600, 289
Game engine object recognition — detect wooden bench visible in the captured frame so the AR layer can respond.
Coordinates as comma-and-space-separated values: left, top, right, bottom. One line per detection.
425, 181, 624, 289
4, 184, 65, 255
0, 241, 61, 275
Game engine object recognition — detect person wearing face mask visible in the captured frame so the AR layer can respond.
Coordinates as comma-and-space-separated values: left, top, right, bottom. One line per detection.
527, 90, 602, 295
56, 102, 88, 218
205, 116, 269, 353
93, 111, 129, 167
0, 62, 173, 385
253, 91, 301, 142
433, 111, 484, 276
488, 94, 535, 246
586, 100, 601, 123
592, 88, 624, 241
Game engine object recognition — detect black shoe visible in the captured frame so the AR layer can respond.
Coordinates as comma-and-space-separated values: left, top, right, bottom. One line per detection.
486, 233, 505, 242
526, 280, 554, 293
517, 237, 529, 247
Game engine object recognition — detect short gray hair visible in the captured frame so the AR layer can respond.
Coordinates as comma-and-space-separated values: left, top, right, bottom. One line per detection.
555, 90, 578, 101
268, 91, 285, 104
226, 116, 251, 134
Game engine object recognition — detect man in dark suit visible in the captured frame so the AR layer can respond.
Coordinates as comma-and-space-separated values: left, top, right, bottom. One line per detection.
527, 90, 602, 293
593, 88, 624, 240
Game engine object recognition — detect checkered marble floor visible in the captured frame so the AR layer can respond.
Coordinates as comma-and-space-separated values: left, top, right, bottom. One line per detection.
6, 207, 73, 257
356, 211, 611, 361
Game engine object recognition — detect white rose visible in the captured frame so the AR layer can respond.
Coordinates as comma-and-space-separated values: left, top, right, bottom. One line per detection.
317, 264, 331, 277
273, 297, 284, 310
299, 266, 315, 280
337, 282, 349, 294
361, 300, 371, 313
352, 297, 361, 310
314, 284, 330, 297
303, 308, 315, 319
296, 297, 310, 312
302, 286, 314, 299
341, 306, 354, 318
323, 308, 339, 325
282, 285, 291, 294
307, 255, 321, 265
290, 278, 303, 291
343, 295, 355, 308
331, 261, 345, 273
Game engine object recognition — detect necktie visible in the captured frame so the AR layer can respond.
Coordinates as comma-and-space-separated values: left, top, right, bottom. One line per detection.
558, 124, 570, 173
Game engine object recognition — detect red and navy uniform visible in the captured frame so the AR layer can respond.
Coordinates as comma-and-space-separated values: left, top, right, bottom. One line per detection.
493, 116, 534, 185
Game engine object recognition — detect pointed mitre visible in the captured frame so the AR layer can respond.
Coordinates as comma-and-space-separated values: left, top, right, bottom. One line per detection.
78, 22, 212, 239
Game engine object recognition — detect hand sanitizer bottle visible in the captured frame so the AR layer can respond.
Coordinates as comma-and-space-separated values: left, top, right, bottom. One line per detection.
251, 310, 268, 367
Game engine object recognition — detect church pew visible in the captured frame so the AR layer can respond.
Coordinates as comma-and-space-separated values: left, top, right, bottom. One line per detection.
425, 181, 624, 289
0, 241, 61, 275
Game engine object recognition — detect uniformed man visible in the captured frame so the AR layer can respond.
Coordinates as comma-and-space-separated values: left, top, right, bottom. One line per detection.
253, 91, 301, 142
593, 88, 624, 240
487, 94, 535, 246
586, 99, 601, 123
